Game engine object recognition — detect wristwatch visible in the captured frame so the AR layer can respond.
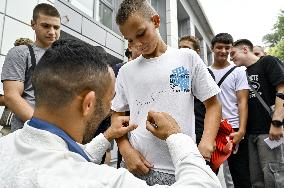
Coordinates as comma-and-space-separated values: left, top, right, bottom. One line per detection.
271, 120, 284, 127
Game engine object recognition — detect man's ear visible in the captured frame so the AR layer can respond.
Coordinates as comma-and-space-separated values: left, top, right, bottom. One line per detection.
151, 15, 160, 28
81, 91, 96, 117
31, 20, 36, 30
243, 46, 248, 54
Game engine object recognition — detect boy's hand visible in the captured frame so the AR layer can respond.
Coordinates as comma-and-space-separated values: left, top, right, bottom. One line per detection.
198, 141, 215, 161
104, 116, 137, 141
122, 147, 153, 176
269, 124, 283, 140
146, 111, 181, 140
230, 130, 245, 144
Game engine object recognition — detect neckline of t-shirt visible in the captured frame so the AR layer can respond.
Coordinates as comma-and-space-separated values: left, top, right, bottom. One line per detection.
140, 46, 171, 63
210, 64, 235, 72
32, 43, 48, 50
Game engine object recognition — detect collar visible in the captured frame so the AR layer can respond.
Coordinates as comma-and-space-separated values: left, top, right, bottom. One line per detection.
28, 118, 90, 162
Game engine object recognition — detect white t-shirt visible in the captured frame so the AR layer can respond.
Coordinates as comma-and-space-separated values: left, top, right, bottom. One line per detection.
112, 47, 220, 174
209, 65, 249, 128
0, 123, 221, 188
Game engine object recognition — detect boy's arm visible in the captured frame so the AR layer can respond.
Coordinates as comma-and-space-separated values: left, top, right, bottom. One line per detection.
269, 83, 284, 140
112, 111, 152, 175
230, 89, 249, 144
3, 80, 34, 121
199, 95, 221, 161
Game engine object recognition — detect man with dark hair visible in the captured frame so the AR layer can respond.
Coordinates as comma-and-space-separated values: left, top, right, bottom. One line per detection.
209, 33, 251, 188
0, 39, 221, 188
179, 35, 201, 54
231, 39, 284, 188
112, 0, 221, 185
1, 3, 61, 131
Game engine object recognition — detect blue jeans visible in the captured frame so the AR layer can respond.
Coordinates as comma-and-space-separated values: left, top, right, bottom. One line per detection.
248, 134, 284, 188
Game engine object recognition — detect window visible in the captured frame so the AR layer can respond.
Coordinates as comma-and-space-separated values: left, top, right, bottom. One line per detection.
70, 0, 94, 17
97, 0, 113, 29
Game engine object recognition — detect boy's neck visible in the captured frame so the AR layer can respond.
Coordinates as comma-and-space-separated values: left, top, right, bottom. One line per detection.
143, 40, 167, 59
211, 60, 230, 70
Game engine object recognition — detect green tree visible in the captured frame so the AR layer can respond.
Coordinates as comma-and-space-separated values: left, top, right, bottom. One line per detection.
267, 40, 284, 62
263, 10, 284, 47
263, 10, 284, 62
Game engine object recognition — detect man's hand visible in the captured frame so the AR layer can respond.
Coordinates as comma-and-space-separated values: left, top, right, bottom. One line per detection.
104, 116, 137, 141
229, 130, 245, 144
146, 111, 181, 140
269, 125, 283, 141
122, 147, 153, 176
198, 141, 215, 161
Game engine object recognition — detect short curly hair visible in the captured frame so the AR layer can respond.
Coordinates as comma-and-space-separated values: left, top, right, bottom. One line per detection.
116, 0, 157, 25
14, 38, 34, 46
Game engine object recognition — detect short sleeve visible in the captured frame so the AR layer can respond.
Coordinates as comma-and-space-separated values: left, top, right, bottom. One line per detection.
235, 67, 250, 91
264, 56, 284, 87
1, 46, 28, 82
191, 54, 220, 102
111, 70, 129, 112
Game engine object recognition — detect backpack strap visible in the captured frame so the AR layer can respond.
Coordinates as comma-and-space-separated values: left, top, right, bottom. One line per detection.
207, 68, 215, 80
217, 66, 237, 87
27, 44, 36, 71
246, 72, 273, 117
24, 45, 36, 89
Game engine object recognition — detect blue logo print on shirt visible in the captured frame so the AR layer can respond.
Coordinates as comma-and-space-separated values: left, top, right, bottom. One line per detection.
170, 66, 190, 92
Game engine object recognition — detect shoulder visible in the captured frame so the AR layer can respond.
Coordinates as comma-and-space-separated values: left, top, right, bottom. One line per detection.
234, 66, 246, 74
174, 47, 198, 57
6, 45, 29, 59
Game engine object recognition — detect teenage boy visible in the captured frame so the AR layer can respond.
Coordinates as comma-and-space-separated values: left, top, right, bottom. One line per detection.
111, 0, 221, 185
209, 33, 251, 188
179, 35, 201, 55
1, 3, 61, 132
231, 39, 284, 188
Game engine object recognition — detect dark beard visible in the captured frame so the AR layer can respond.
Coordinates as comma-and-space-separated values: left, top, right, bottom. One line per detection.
82, 99, 106, 144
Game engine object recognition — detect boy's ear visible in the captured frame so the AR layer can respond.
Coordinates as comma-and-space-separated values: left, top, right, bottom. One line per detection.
151, 15, 160, 28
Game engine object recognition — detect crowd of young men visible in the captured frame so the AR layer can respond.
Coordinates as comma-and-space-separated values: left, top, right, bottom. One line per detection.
0, 0, 283, 188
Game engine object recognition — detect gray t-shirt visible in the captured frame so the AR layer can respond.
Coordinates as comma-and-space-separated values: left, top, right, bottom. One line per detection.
1, 44, 46, 131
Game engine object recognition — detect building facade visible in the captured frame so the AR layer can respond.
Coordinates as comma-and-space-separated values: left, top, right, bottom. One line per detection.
0, 0, 214, 160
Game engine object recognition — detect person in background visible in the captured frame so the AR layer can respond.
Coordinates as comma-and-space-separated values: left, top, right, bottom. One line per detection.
253, 45, 266, 57
231, 39, 284, 188
179, 35, 201, 55
209, 33, 251, 188
1, 3, 61, 132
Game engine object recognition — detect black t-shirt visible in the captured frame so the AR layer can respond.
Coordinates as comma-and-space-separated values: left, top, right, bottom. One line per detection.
246, 56, 284, 134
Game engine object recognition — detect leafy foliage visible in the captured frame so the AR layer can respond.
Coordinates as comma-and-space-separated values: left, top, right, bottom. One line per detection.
263, 10, 284, 62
